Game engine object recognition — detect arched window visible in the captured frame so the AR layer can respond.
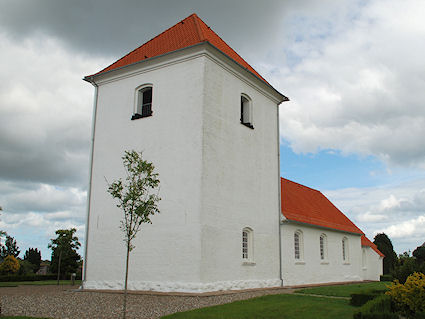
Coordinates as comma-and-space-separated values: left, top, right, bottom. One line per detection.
294, 230, 303, 260
132, 85, 153, 120
362, 248, 366, 268
320, 234, 327, 260
242, 227, 254, 262
240, 94, 253, 129
342, 237, 349, 262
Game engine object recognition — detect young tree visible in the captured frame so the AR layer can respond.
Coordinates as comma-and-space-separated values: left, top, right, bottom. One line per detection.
0, 206, 6, 245
107, 150, 161, 319
24, 248, 42, 272
48, 228, 81, 283
0, 235, 20, 258
374, 233, 397, 274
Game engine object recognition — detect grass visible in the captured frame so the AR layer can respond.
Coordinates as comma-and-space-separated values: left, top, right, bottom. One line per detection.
295, 281, 390, 297
0, 280, 82, 287
161, 294, 356, 319
1, 317, 51, 319
162, 282, 390, 319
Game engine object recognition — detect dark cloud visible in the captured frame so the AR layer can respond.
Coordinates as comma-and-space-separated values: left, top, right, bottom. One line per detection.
0, 0, 287, 59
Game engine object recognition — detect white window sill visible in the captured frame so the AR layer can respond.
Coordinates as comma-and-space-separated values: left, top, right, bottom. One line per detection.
320, 261, 329, 265
242, 261, 256, 266
295, 261, 305, 265
362, 267, 367, 270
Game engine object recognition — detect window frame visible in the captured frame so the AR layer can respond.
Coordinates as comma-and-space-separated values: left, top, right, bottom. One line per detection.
320, 233, 328, 262
342, 237, 349, 263
240, 94, 254, 129
294, 230, 304, 262
242, 227, 255, 264
132, 84, 153, 120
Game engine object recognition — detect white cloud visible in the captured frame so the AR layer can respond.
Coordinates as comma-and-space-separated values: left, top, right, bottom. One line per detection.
376, 215, 425, 239
324, 178, 425, 253
272, 0, 425, 168
0, 32, 108, 259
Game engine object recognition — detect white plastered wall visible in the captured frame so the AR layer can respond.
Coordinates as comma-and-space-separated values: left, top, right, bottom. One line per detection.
84, 53, 206, 292
280, 223, 363, 286
84, 45, 284, 292
198, 56, 282, 290
361, 246, 384, 281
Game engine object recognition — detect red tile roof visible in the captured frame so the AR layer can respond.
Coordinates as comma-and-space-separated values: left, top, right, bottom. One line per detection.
361, 235, 385, 257
281, 178, 364, 235
88, 13, 269, 85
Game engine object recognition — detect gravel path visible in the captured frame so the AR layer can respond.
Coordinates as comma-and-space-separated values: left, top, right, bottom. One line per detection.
0, 285, 294, 319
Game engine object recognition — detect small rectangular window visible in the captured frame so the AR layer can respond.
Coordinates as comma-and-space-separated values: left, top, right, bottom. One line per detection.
132, 86, 153, 120
240, 95, 253, 129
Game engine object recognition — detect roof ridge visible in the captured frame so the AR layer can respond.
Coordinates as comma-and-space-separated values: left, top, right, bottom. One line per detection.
282, 177, 321, 193
191, 13, 206, 42
93, 14, 195, 76
197, 17, 259, 76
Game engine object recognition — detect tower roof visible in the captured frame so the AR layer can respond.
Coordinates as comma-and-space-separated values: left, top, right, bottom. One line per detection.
86, 14, 274, 88
281, 178, 364, 235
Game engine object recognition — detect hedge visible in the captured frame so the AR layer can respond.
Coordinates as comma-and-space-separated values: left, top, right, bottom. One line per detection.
380, 275, 393, 282
351, 292, 380, 307
353, 294, 397, 319
0, 274, 57, 282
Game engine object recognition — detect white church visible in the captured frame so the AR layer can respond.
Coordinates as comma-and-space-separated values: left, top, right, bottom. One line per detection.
82, 14, 383, 292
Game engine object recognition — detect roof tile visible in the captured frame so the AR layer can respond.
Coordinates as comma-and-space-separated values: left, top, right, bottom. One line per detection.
281, 178, 364, 234
89, 13, 268, 84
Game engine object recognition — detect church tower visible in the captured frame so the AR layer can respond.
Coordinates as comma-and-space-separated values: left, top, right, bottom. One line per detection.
83, 14, 287, 292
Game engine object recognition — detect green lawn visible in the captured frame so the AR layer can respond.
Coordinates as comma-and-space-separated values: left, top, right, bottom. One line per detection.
0, 280, 82, 287
1, 317, 51, 319
161, 282, 391, 319
162, 294, 356, 319
295, 281, 390, 297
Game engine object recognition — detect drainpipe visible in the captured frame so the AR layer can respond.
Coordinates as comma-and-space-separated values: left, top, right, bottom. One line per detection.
277, 105, 283, 287
83, 77, 99, 284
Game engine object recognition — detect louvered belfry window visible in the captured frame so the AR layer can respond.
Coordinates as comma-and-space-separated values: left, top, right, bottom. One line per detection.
139, 87, 152, 117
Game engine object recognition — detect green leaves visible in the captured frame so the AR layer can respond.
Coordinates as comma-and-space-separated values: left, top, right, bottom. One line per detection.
107, 150, 161, 247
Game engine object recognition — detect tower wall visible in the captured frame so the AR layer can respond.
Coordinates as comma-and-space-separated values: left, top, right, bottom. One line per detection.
199, 56, 282, 289
84, 54, 206, 291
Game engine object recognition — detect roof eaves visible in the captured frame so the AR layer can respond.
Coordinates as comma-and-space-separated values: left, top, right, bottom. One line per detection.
281, 218, 364, 236
204, 42, 288, 102
83, 42, 208, 83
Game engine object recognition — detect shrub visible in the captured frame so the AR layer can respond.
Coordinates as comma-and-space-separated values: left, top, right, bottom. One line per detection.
380, 275, 393, 282
393, 257, 425, 284
353, 294, 396, 319
0, 255, 20, 274
351, 289, 387, 307
386, 272, 425, 317
0, 274, 57, 282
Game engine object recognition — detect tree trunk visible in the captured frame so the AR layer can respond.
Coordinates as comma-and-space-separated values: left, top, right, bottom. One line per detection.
57, 250, 62, 285
122, 241, 130, 319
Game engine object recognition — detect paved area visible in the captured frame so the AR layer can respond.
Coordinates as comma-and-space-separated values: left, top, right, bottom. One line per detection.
0, 285, 294, 319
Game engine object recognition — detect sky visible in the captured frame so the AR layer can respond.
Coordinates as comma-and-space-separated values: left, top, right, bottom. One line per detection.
0, 0, 424, 259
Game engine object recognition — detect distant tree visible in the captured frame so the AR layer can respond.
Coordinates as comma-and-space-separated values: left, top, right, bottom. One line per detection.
0, 235, 20, 258
24, 248, 42, 272
374, 233, 397, 275
107, 150, 161, 319
18, 259, 37, 275
0, 255, 20, 274
48, 228, 81, 283
412, 244, 425, 263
